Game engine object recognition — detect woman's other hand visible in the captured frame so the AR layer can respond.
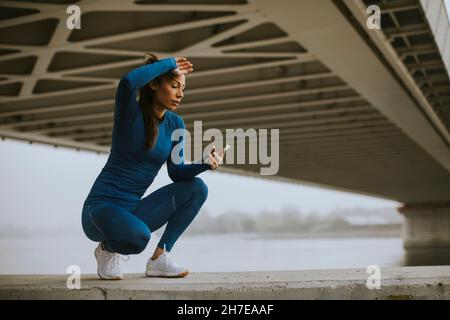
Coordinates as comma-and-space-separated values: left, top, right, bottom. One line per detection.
206, 145, 223, 170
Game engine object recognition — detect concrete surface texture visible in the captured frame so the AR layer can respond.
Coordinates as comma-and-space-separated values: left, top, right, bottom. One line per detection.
0, 266, 449, 300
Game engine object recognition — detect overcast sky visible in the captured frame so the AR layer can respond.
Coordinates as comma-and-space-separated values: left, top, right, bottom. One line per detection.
0, 138, 399, 230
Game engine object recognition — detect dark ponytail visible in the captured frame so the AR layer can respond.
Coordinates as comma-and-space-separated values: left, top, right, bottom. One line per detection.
138, 52, 171, 151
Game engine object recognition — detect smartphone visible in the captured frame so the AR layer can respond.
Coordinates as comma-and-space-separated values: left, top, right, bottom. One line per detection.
207, 144, 230, 166
211, 144, 231, 157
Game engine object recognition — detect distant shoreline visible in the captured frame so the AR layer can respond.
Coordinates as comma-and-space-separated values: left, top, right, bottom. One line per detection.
186, 224, 402, 239
246, 231, 401, 239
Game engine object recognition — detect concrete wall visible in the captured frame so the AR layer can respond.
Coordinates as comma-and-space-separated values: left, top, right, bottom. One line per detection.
1, 266, 450, 299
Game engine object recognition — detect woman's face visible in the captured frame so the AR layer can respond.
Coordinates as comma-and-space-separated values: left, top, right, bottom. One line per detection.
150, 74, 185, 111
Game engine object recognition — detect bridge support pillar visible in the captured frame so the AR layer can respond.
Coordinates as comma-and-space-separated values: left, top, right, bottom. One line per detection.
398, 202, 450, 249
399, 203, 450, 266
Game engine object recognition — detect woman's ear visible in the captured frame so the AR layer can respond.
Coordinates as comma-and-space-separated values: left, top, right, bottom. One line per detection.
149, 80, 159, 91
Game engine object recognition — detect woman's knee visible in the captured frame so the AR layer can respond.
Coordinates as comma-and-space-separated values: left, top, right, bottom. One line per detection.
191, 177, 208, 202
126, 227, 151, 254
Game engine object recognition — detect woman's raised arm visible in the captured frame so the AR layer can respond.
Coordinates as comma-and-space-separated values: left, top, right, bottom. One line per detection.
115, 57, 178, 106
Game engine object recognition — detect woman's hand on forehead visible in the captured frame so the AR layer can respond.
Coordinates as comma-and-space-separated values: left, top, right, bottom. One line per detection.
175, 57, 194, 75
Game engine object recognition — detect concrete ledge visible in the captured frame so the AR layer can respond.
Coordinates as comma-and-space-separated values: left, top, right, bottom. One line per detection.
1, 266, 450, 300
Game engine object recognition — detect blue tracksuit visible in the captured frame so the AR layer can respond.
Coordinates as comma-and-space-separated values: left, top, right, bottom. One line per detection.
82, 57, 210, 254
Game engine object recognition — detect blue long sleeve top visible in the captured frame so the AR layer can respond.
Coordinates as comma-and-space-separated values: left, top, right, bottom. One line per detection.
84, 57, 211, 210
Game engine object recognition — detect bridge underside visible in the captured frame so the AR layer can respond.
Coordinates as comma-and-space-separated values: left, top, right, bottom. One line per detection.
0, 0, 449, 210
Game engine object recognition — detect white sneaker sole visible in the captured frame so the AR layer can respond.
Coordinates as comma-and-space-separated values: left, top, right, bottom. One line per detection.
97, 268, 123, 280
145, 269, 189, 278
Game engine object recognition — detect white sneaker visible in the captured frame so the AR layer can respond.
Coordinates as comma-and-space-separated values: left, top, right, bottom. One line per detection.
94, 243, 126, 280
145, 250, 189, 278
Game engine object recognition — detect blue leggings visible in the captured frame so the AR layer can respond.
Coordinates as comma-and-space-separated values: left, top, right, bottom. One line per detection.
81, 177, 208, 255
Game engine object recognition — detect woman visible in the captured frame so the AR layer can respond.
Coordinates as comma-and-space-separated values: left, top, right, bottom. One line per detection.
81, 53, 223, 280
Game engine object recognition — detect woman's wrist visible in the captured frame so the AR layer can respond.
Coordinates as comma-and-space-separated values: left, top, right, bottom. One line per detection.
163, 57, 178, 70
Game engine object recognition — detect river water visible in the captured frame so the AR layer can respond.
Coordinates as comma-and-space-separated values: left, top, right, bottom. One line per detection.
2, 231, 435, 275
